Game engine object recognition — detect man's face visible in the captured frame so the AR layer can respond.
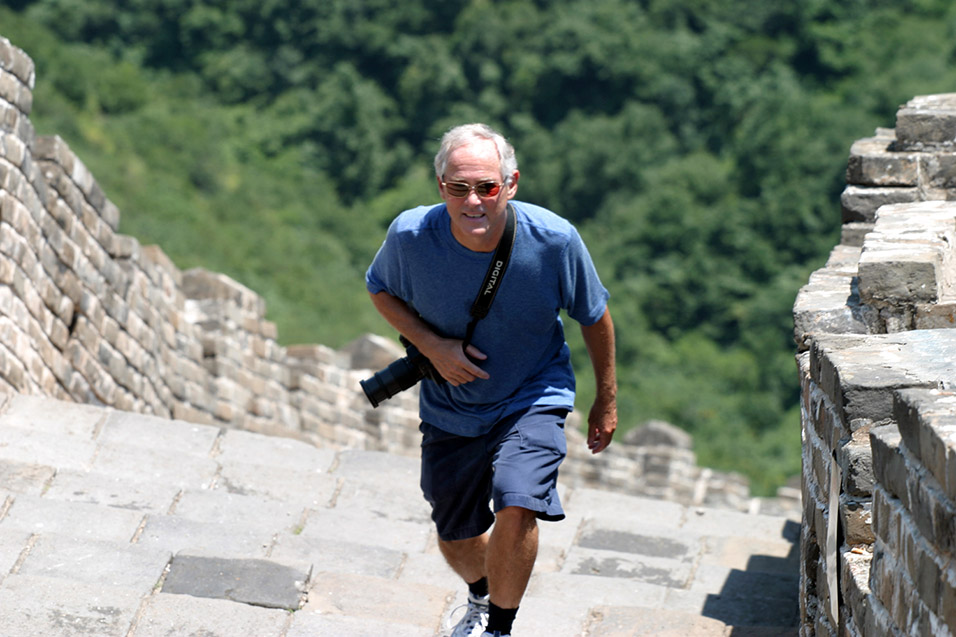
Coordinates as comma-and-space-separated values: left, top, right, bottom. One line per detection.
438, 138, 519, 252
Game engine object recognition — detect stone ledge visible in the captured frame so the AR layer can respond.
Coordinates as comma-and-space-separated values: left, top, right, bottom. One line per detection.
810, 330, 956, 427
858, 202, 956, 306
847, 131, 919, 187
896, 94, 956, 150
841, 185, 920, 224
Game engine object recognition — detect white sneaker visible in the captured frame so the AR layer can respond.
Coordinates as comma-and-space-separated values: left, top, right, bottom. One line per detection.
446, 593, 489, 637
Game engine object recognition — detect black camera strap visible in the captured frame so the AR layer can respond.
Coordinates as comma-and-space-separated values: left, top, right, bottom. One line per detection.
463, 204, 517, 348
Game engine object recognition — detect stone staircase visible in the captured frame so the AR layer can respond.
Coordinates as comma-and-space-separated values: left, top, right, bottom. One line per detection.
0, 392, 799, 636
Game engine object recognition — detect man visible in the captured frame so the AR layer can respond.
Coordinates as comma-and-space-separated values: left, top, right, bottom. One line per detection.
366, 123, 617, 637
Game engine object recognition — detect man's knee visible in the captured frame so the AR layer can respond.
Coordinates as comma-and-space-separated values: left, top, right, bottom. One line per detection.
495, 506, 537, 529
440, 533, 486, 551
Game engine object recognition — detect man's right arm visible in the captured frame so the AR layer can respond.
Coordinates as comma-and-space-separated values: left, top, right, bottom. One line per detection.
369, 291, 489, 386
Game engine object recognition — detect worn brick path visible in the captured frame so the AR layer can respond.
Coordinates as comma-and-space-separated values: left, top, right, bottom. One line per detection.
0, 393, 799, 636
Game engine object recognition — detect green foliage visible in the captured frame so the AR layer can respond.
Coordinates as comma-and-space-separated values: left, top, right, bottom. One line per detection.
6, 0, 956, 494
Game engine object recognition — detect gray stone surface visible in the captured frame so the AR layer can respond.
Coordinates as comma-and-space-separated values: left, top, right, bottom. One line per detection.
42, 469, 180, 512
0, 458, 55, 496
0, 394, 800, 635
17, 534, 170, 589
0, 575, 143, 637
162, 554, 308, 610
132, 592, 291, 637
810, 330, 956, 425
134, 514, 276, 558
2, 494, 144, 541
586, 605, 733, 637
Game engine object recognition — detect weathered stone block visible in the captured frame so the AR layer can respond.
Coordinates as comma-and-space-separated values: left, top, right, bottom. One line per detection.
841, 185, 920, 223
941, 564, 956, 636
163, 554, 309, 610
912, 536, 942, 611
838, 424, 876, 497
860, 202, 956, 304
841, 547, 873, 634
920, 152, 956, 189
841, 496, 875, 545
0, 131, 25, 168
894, 388, 956, 502
915, 302, 956, 329
896, 94, 956, 148
846, 134, 919, 187
871, 426, 909, 510
858, 245, 943, 304
812, 331, 956, 427
793, 269, 867, 351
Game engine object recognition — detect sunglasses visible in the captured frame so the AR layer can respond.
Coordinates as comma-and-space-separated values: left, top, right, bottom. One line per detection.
441, 180, 503, 198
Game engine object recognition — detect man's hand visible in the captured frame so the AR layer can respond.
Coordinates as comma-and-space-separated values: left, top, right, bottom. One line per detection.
421, 338, 489, 386
580, 307, 617, 454
369, 291, 489, 387
587, 393, 617, 453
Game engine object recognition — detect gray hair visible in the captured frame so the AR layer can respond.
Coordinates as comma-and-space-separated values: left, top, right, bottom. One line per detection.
433, 123, 518, 182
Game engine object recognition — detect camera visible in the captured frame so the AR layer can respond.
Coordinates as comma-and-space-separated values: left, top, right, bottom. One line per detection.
360, 336, 445, 407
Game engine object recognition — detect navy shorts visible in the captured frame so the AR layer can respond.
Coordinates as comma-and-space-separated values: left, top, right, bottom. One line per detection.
419, 404, 569, 542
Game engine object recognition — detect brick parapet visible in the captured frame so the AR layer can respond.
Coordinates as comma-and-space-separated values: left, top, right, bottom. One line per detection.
795, 93, 956, 635
0, 43, 35, 143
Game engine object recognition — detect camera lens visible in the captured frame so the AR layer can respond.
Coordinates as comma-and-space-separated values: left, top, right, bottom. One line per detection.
360, 356, 426, 407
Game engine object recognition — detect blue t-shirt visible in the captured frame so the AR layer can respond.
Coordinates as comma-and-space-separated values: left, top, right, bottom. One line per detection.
366, 200, 609, 436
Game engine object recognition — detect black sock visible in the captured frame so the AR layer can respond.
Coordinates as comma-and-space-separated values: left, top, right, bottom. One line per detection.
467, 577, 489, 599
487, 602, 518, 635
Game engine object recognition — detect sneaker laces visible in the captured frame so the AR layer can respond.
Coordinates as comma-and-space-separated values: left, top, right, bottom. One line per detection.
445, 593, 489, 637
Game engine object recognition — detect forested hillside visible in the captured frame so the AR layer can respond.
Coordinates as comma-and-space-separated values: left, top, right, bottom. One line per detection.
3, 0, 956, 494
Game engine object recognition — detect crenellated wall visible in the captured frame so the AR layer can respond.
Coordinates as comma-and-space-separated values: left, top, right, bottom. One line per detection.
0, 35, 775, 514
794, 95, 956, 635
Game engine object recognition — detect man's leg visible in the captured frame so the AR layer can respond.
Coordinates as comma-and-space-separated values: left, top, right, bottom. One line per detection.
438, 532, 489, 584
482, 406, 568, 634
439, 533, 491, 636
420, 421, 496, 636
437, 506, 537, 604
439, 508, 536, 636
486, 506, 538, 607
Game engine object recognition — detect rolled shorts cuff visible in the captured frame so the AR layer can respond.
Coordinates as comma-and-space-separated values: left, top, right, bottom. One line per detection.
437, 513, 496, 542
496, 492, 566, 522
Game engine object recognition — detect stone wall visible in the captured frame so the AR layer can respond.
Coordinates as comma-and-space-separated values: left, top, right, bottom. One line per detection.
0, 35, 786, 515
794, 95, 956, 635
0, 35, 421, 451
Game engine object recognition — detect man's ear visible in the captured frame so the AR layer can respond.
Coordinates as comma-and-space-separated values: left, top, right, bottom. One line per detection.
436, 175, 446, 199
506, 171, 520, 198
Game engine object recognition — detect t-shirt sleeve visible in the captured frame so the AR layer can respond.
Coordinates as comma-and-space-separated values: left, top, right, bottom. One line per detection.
365, 220, 408, 298
560, 226, 609, 326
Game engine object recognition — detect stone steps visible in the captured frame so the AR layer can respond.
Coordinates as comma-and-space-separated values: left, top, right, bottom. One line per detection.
0, 393, 799, 636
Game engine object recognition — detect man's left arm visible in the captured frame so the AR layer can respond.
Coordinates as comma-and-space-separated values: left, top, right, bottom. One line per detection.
580, 306, 617, 454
